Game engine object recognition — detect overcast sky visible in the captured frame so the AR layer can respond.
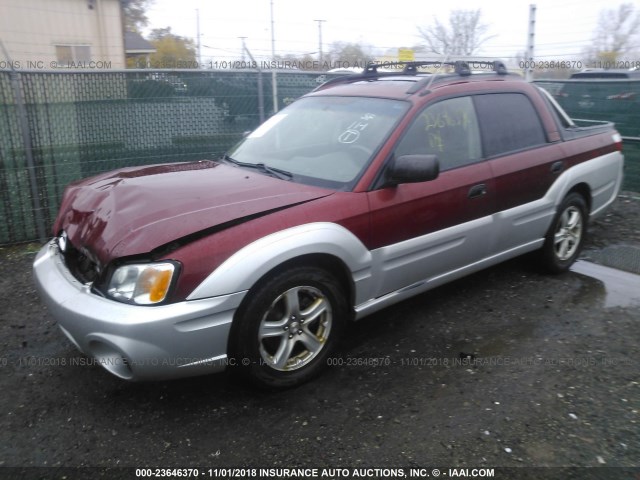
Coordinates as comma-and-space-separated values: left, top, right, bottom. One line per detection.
143, 0, 637, 64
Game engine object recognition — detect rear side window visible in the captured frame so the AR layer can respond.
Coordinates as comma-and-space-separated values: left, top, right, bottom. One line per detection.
395, 96, 482, 171
536, 86, 575, 129
474, 93, 547, 157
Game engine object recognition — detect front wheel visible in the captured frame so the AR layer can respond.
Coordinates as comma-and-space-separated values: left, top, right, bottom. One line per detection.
230, 266, 347, 388
540, 192, 588, 273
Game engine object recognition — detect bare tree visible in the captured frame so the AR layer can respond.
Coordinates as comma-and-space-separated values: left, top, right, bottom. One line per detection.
326, 42, 375, 66
588, 3, 640, 64
417, 9, 494, 56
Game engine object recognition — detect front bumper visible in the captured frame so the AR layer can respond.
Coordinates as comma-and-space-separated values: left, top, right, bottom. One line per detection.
33, 241, 247, 381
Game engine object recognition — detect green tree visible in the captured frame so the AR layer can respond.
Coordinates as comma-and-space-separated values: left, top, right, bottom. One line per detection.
121, 0, 153, 33
417, 9, 494, 56
148, 27, 197, 68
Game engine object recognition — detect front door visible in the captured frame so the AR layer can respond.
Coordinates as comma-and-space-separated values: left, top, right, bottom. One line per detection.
366, 96, 496, 297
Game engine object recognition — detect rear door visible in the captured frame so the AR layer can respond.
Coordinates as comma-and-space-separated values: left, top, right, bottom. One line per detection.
366, 96, 496, 297
474, 92, 565, 253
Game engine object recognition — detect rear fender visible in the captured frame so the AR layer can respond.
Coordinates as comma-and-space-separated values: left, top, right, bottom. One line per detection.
550, 150, 623, 218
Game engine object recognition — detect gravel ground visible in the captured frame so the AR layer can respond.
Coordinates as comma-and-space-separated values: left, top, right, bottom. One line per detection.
0, 194, 639, 479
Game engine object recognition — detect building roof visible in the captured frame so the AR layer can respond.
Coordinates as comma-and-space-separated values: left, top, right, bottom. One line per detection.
124, 31, 156, 54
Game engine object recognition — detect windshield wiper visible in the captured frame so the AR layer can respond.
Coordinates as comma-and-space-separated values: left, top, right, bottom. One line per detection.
220, 155, 293, 181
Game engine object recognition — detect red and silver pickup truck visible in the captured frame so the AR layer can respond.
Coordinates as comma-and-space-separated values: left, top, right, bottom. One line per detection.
33, 61, 624, 388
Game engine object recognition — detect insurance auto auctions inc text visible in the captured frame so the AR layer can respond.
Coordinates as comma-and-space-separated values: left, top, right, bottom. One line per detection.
198, 467, 495, 478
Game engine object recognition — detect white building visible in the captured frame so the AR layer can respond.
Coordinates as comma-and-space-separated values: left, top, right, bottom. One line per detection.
0, 0, 125, 69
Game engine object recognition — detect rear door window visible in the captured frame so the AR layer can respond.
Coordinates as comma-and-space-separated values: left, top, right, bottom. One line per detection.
474, 93, 547, 157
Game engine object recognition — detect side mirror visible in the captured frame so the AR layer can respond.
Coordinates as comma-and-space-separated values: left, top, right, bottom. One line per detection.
384, 154, 440, 187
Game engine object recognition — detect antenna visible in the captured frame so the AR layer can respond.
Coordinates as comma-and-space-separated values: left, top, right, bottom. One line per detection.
424, 54, 449, 91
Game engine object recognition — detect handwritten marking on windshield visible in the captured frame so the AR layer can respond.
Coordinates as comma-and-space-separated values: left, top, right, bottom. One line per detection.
338, 114, 376, 144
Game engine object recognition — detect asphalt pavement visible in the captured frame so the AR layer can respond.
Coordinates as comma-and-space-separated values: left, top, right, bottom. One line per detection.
1, 195, 639, 480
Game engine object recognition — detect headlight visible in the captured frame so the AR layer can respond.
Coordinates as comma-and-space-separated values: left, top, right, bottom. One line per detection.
57, 231, 68, 253
107, 262, 176, 305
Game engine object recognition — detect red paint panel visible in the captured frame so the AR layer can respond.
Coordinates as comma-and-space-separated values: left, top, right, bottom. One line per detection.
488, 145, 565, 212
367, 162, 495, 249
165, 192, 371, 301
490, 132, 621, 212
54, 161, 332, 266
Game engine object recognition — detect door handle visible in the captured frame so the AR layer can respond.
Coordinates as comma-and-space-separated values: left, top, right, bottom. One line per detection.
551, 161, 564, 174
468, 183, 487, 199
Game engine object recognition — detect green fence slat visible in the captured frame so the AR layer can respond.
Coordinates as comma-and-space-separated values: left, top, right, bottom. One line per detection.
7, 72, 636, 245
0, 70, 345, 245
535, 79, 640, 193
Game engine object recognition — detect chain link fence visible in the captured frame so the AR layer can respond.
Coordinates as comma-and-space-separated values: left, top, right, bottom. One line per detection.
535, 79, 640, 196
1, 73, 638, 245
0, 69, 343, 245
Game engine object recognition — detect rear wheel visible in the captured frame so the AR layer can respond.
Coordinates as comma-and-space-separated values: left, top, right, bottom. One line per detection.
231, 266, 347, 388
540, 192, 587, 273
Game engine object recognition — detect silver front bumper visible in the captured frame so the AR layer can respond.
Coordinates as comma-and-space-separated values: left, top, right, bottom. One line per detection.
33, 241, 247, 381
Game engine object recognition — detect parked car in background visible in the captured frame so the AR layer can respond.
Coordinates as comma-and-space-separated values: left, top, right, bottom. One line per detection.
569, 68, 640, 79
34, 61, 624, 388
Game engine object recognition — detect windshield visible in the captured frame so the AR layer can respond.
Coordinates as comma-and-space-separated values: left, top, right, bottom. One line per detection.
226, 96, 410, 190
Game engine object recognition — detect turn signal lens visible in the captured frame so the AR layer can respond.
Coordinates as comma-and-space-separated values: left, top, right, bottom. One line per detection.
107, 263, 176, 305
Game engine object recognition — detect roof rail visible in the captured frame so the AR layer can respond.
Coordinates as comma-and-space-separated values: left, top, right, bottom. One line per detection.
364, 60, 507, 76
314, 59, 509, 91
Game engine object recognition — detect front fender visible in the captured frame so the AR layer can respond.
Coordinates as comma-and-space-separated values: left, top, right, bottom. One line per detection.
187, 223, 373, 303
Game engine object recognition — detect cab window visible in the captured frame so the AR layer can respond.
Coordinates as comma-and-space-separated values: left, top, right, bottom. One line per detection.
473, 93, 547, 157
394, 96, 482, 171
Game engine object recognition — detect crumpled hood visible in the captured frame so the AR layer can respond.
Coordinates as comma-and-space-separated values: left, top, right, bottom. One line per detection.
54, 160, 332, 266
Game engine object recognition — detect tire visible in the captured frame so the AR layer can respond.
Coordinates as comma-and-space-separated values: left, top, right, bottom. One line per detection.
540, 192, 588, 273
230, 266, 347, 389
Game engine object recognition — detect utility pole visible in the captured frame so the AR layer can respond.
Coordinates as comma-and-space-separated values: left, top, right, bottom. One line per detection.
239, 36, 247, 62
526, 4, 536, 82
241, 41, 265, 123
270, 0, 278, 113
196, 9, 202, 67
314, 20, 326, 64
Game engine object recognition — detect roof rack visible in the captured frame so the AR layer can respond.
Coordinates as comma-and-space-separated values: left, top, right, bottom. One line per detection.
366, 60, 507, 76
315, 59, 509, 91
